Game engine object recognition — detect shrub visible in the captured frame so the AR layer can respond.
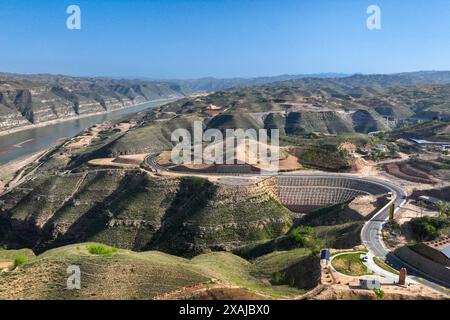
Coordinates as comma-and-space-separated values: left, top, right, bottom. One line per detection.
271, 272, 285, 285
13, 255, 26, 269
374, 289, 385, 300
289, 226, 313, 246
87, 244, 118, 255
289, 226, 325, 252
190, 177, 208, 188
386, 220, 400, 229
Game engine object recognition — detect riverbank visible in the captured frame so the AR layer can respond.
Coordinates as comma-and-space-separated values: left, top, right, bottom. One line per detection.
0, 96, 186, 166
0, 96, 181, 138
0, 150, 45, 194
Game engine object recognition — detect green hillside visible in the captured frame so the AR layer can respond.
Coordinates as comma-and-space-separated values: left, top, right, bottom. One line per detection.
206, 113, 262, 132
0, 243, 316, 300
0, 174, 293, 256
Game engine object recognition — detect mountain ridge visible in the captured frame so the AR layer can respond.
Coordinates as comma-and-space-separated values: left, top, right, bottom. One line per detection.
147, 70, 450, 92
2, 70, 450, 133
0, 74, 188, 132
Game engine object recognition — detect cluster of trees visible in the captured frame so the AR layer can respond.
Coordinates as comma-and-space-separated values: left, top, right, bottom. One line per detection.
409, 215, 450, 241
370, 142, 400, 161
408, 201, 449, 241
298, 144, 352, 171
370, 150, 388, 161
288, 226, 324, 254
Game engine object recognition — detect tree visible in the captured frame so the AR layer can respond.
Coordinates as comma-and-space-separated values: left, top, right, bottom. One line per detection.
288, 225, 324, 252
436, 201, 450, 218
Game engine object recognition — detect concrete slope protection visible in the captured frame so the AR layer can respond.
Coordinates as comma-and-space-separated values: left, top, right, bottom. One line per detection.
281, 174, 448, 292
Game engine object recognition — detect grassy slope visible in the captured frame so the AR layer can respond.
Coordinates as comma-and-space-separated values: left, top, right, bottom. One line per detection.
0, 243, 313, 300
290, 145, 351, 171
0, 248, 35, 262
206, 113, 262, 132
250, 248, 311, 278
285, 111, 352, 135
103, 114, 204, 156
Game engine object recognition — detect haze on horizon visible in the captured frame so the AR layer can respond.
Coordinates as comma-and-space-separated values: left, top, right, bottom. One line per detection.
0, 0, 449, 79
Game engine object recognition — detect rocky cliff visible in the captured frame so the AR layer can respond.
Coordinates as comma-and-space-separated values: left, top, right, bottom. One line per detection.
0, 73, 187, 132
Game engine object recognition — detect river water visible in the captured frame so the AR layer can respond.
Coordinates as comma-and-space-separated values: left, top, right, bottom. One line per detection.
0, 99, 173, 166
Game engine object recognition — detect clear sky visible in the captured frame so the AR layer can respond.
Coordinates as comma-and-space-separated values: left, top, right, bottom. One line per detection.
0, 0, 449, 79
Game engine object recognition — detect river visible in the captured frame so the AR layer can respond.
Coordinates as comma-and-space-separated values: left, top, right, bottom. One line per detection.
0, 99, 174, 166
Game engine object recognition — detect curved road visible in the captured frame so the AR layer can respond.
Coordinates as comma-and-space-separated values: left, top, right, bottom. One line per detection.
145, 153, 449, 294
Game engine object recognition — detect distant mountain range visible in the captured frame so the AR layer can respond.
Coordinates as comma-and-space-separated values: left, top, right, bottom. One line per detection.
148, 71, 450, 92
319, 71, 450, 87
1, 71, 450, 133
143, 73, 349, 92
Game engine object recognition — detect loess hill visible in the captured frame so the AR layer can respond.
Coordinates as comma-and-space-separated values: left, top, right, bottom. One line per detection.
0, 243, 318, 300
2, 73, 442, 257
0, 172, 293, 257
2, 73, 439, 299
0, 73, 187, 132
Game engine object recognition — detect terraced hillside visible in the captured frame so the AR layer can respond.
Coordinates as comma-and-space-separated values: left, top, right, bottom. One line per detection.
389, 120, 450, 142
0, 171, 393, 260
15, 75, 449, 176
0, 173, 293, 256
0, 73, 414, 260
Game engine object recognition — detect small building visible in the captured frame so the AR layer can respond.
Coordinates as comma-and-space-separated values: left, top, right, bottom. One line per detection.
360, 279, 381, 290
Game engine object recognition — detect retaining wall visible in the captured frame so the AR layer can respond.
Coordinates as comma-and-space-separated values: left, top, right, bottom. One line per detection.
277, 176, 390, 212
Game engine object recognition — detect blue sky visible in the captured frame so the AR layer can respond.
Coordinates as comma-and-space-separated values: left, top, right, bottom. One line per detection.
0, 0, 449, 78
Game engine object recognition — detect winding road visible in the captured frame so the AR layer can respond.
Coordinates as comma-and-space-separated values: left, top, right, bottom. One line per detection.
144, 153, 449, 294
